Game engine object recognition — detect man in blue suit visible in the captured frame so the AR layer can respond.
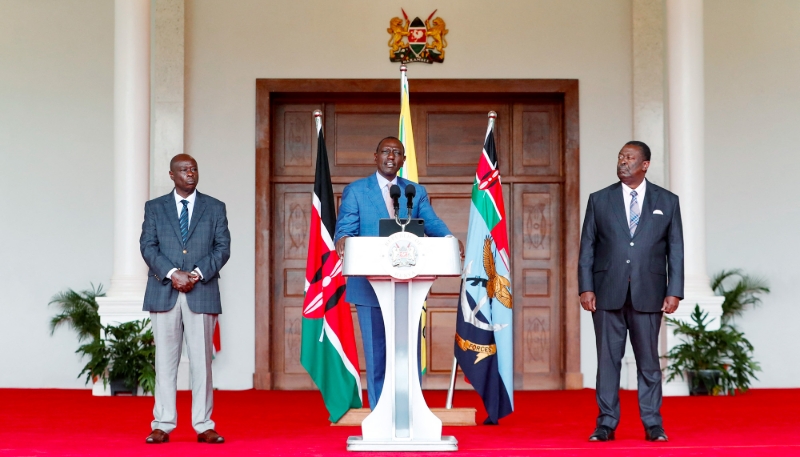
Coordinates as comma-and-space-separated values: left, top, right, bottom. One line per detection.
140, 154, 230, 444
334, 137, 457, 409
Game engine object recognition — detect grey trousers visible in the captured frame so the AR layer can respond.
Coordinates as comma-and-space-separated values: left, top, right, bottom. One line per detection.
592, 286, 663, 430
150, 292, 217, 434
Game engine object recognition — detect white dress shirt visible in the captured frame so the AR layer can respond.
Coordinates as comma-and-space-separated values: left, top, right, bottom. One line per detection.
173, 188, 197, 224
622, 179, 647, 223
166, 189, 203, 280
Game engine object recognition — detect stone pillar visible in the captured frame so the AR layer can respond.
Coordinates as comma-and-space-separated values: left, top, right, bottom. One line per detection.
152, 0, 185, 198
664, 0, 724, 396
152, 0, 191, 392
633, 0, 667, 187
95, 0, 151, 395
621, 0, 668, 390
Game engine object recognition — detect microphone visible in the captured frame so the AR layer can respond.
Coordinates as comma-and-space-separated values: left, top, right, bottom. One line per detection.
390, 184, 401, 216
404, 184, 416, 212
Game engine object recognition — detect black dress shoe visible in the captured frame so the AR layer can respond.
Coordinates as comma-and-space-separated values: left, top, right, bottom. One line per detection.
645, 425, 668, 442
588, 425, 615, 442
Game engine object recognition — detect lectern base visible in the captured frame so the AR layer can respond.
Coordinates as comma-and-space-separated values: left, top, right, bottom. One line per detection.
346, 435, 458, 452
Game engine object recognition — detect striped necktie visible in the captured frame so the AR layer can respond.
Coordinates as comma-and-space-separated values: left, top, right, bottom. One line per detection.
179, 199, 189, 245
629, 190, 640, 237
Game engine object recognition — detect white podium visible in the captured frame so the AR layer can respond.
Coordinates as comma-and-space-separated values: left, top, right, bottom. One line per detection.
343, 232, 461, 452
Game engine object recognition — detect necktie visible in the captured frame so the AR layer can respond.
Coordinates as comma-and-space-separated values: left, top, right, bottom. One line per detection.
179, 200, 189, 245
629, 190, 640, 237
383, 183, 395, 218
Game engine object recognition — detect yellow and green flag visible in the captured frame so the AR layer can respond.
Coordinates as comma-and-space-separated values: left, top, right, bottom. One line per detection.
398, 67, 427, 375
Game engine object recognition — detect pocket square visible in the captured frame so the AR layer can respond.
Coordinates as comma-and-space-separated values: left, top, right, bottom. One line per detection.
653, 210, 664, 215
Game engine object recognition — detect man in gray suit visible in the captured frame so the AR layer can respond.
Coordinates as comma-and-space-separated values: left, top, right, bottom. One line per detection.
579, 141, 683, 443
140, 154, 230, 444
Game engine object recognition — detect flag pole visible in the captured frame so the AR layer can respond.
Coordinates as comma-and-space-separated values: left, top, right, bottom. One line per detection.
446, 111, 498, 410
445, 356, 458, 409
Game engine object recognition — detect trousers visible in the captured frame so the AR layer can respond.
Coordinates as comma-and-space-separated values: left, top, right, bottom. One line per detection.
150, 292, 217, 433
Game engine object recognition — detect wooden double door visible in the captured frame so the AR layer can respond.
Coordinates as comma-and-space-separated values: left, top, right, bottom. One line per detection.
255, 79, 581, 391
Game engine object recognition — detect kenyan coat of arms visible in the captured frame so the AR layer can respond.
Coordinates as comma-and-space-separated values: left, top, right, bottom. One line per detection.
387, 9, 448, 64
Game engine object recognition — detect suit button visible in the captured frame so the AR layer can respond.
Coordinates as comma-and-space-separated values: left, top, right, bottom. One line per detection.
626, 260, 630, 263
183, 249, 187, 254
630, 242, 634, 246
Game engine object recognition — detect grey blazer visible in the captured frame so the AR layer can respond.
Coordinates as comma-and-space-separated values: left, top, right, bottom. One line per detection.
578, 180, 684, 312
140, 191, 231, 314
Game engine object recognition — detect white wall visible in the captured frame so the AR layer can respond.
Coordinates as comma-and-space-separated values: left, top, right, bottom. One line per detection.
0, 0, 114, 387
183, 0, 633, 389
705, 0, 800, 387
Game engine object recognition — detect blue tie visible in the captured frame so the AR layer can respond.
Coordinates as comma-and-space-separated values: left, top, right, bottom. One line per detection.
179, 200, 189, 245
629, 190, 640, 237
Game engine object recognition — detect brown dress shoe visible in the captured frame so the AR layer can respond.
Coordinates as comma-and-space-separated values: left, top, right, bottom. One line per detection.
146, 429, 169, 444
197, 429, 225, 444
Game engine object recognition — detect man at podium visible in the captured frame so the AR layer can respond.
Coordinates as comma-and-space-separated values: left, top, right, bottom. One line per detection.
334, 136, 454, 409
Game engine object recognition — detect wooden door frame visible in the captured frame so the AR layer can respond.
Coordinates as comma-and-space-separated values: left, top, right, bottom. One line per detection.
254, 79, 582, 390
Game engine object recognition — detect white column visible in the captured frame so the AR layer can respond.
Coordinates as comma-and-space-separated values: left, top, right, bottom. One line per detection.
663, 0, 723, 396
633, 0, 667, 187
152, 0, 185, 198
621, 0, 668, 391
97, 0, 151, 332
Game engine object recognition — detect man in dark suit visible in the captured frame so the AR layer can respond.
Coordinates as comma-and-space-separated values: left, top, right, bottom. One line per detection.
579, 141, 683, 443
140, 154, 230, 444
334, 137, 456, 409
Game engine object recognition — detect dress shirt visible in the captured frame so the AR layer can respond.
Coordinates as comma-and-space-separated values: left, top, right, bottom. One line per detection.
173, 188, 197, 224
376, 171, 399, 215
166, 189, 203, 280
622, 179, 647, 224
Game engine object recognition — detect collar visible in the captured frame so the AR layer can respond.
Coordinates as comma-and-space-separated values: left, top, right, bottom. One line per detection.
621, 179, 646, 196
375, 171, 398, 190
173, 189, 197, 205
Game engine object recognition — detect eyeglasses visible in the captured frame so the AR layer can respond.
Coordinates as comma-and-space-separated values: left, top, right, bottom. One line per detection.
378, 148, 403, 157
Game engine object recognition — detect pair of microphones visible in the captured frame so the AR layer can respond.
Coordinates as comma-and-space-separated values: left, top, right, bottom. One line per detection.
390, 184, 416, 221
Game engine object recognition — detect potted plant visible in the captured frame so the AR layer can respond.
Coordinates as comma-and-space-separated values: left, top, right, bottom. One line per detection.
50, 285, 156, 395
75, 319, 155, 396
664, 306, 759, 395
664, 269, 768, 395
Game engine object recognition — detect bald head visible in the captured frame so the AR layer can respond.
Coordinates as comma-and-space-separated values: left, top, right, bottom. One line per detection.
169, 154, 199, 198
170, 153, 196, 171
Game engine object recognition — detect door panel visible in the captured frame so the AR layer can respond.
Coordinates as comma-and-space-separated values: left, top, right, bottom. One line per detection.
513, 183, 563, 389
413, 103, 511, 178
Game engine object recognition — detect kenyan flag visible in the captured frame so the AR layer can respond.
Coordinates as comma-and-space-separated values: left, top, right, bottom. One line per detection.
454, 114, 514, 424
301, 114, 362, 423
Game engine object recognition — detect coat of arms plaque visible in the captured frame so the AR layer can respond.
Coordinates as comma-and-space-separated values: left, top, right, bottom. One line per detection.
387, 9, 448, 64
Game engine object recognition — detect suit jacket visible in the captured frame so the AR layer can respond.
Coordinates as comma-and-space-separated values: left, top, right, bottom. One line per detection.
578, 180, 684, 312
334, 174, 452, 307
140, 191, 231, 314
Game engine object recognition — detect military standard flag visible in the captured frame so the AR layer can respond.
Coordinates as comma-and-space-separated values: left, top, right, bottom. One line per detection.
301, 113, 362, 423
454, 113, 514, 424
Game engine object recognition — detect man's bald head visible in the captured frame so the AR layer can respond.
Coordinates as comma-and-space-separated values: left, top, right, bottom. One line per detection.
169, 154, 199, 197
170, 153, 197, 171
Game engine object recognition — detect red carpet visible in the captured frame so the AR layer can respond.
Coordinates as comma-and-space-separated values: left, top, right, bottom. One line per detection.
1, 388, 798, 456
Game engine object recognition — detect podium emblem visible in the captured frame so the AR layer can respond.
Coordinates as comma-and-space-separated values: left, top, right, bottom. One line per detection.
383, 232, 423, 279
391, 241, 418, 267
